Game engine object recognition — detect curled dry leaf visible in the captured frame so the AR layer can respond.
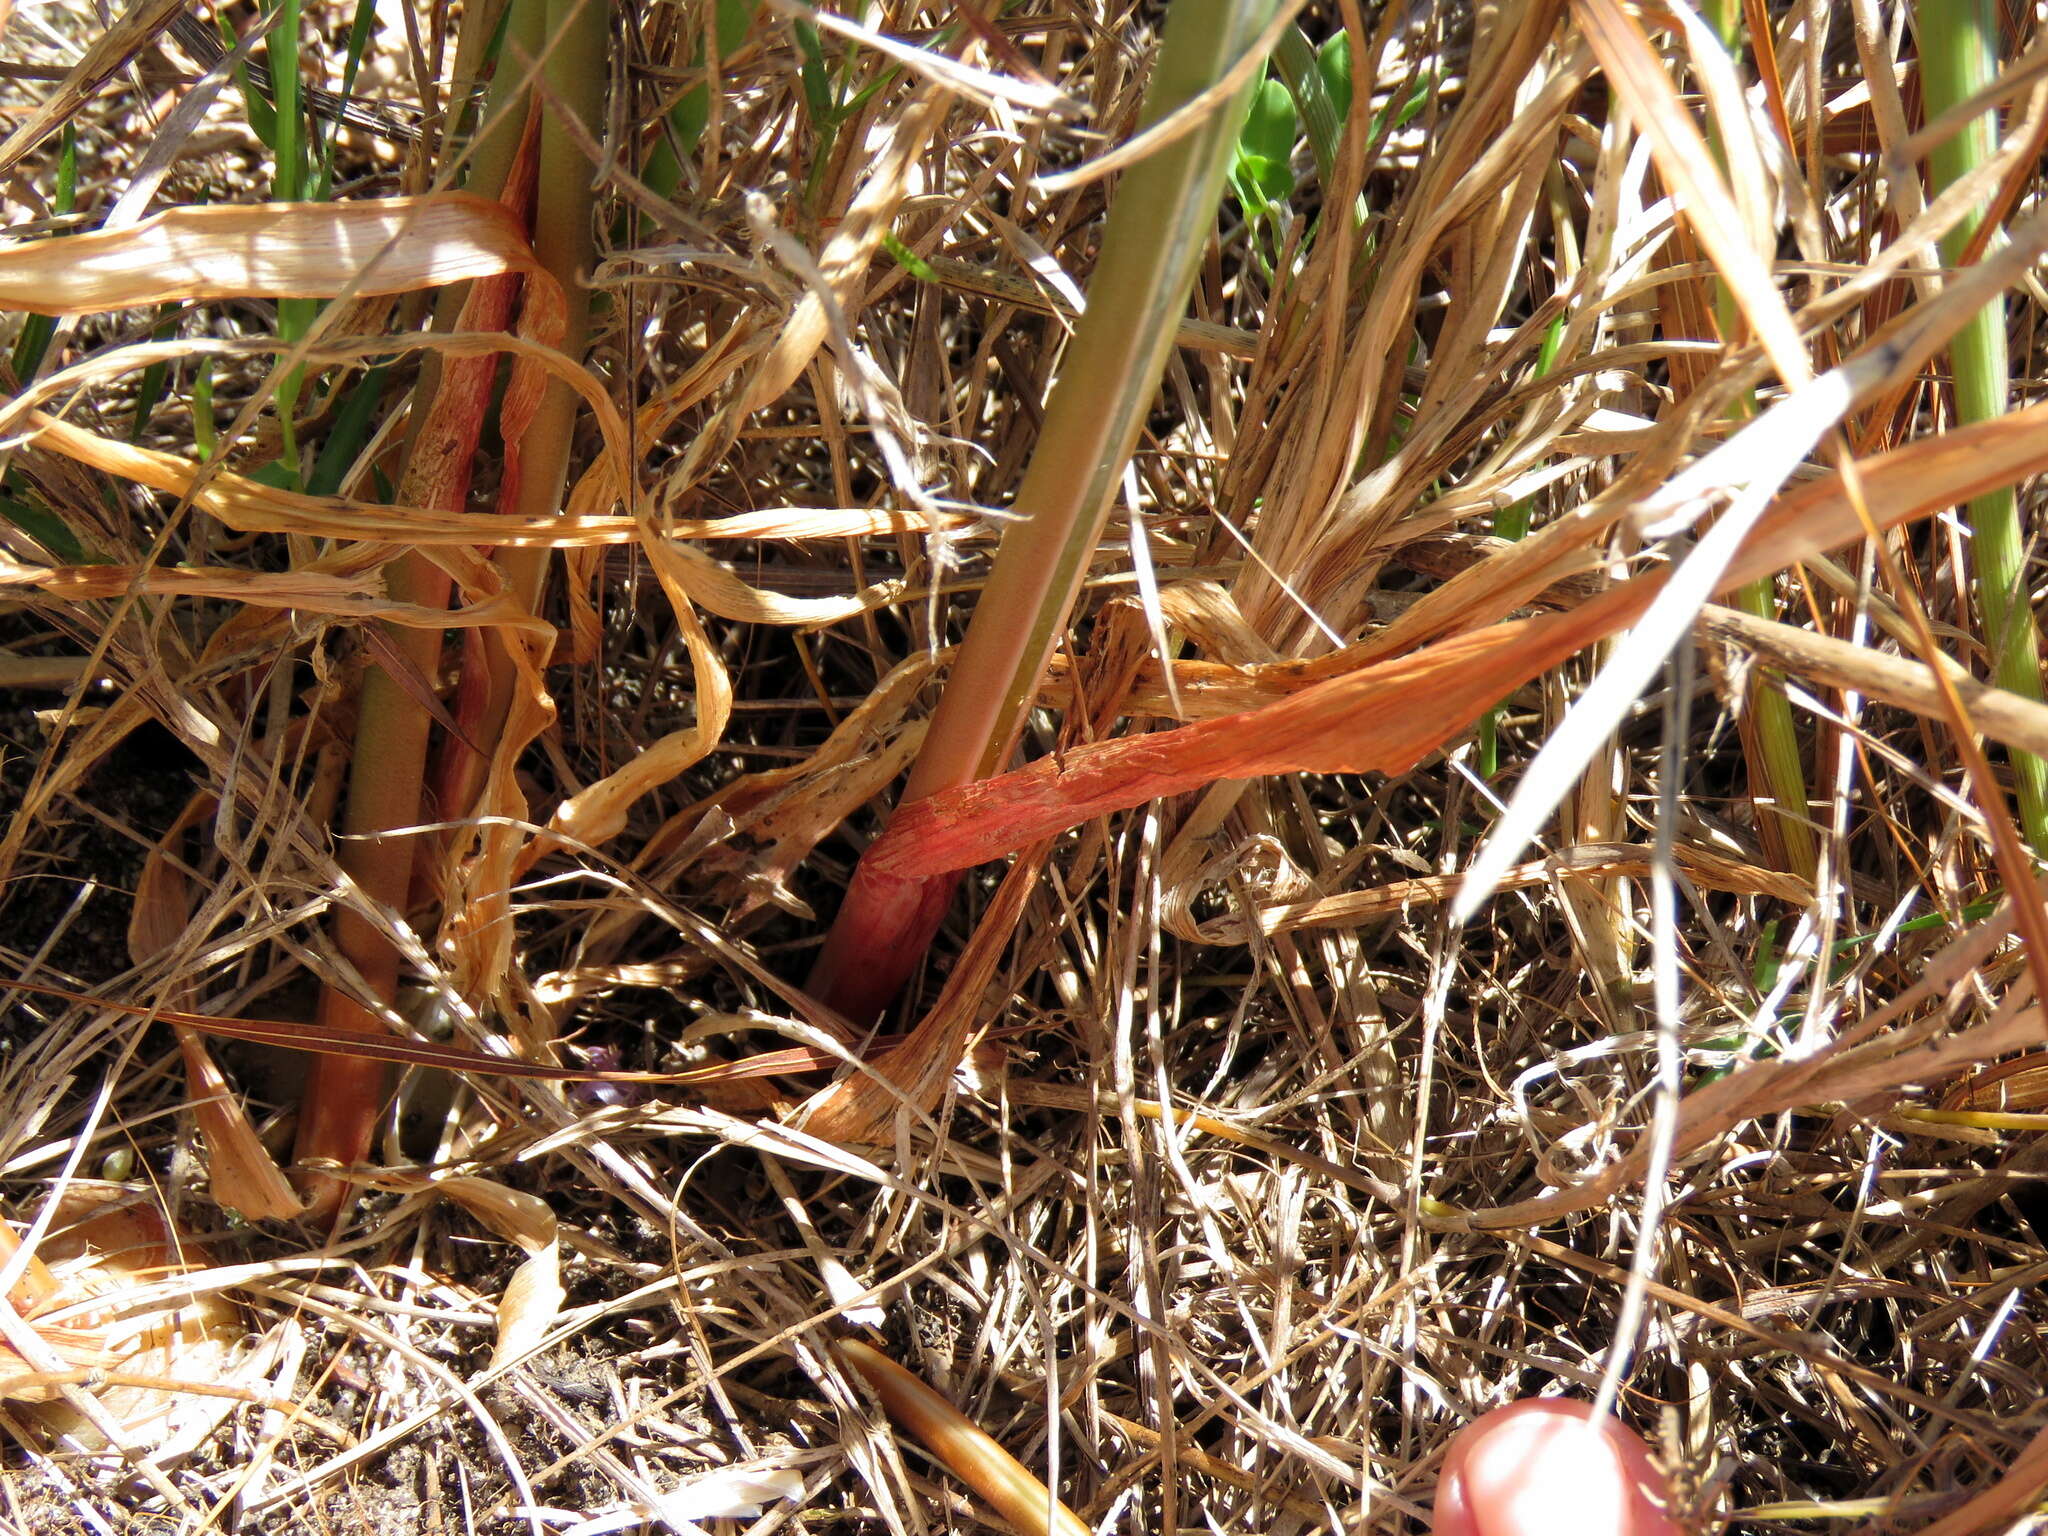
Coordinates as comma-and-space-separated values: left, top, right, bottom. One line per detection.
0, 1189, 256, 1460
549, 538, 734, 851
695, 721, 928, 921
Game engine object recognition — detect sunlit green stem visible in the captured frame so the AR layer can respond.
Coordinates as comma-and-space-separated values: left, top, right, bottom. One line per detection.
1918, 0, 2048, 853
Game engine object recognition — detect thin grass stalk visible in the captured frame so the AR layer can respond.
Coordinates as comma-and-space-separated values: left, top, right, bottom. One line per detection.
495, 0, 603, 618
264, 0, 314, 482
1705, 0, 1816, 880
808, 0, 1281, 1021
1918, 0, 2048, 852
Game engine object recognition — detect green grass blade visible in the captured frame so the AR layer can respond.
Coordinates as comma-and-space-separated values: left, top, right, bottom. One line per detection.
7, 124, 75, 383
1701, 0, 1816, 878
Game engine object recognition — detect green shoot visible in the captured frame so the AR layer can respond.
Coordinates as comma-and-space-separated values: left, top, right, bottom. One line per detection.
8, 124, 74, 384
1230, 72, 1298, 267
1703, 0, 1816, 879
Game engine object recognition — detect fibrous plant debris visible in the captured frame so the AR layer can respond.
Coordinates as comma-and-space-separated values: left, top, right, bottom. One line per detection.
3, 1, 2048, 1532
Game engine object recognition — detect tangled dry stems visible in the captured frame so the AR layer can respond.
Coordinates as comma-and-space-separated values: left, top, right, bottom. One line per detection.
0, 1, 2046, 1532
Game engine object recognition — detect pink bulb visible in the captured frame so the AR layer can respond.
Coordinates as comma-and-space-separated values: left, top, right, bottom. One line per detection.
1431, 1399, 1684, 1536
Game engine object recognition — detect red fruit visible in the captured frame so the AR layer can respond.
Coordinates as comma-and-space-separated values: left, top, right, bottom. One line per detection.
1431, 1399, 1684, 1536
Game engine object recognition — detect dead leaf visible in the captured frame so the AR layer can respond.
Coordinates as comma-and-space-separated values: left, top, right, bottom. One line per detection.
866, 402, 2048, 879
1, 1189, 253, 1460
0, 194, 541, 316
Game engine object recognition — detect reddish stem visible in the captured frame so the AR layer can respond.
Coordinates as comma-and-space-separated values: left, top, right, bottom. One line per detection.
806, 862, 963, 1025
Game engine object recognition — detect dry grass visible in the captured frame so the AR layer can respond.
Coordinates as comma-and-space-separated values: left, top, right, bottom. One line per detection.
2, 1, 2048, 1532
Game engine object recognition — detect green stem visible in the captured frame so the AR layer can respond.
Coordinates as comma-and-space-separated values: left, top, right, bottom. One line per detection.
810, 0, 1282, 1021
267, 0, 312, 483
1918, 0, 2048, 853
1704, 0, 1816, 879
495, 0, 603, 616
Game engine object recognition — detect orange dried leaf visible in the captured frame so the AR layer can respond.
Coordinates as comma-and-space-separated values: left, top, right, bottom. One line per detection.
840, 1339, 1092, 1536
871, 610, 1608, 878
176, 1030, 303, 1223
869, 404, 2048, 879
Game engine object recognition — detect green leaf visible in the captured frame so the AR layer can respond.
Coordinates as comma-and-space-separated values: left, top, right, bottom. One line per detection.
1232, 76, 1297, 223
0, 494, 90, 564
128, 305, 179, 442
1376, 66, 1434, 138
191, 358, 217, 459
306, 364, 392, 497
264, 0, 306, 201
653, 0, 760, 185
794, 18, 835, 127
1316, 33, 1353, 121
9, 126, 75, 382
1240, 75, 1295, 168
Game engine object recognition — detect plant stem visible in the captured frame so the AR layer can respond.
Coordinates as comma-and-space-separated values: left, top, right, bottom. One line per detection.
266, 0, 313, 482
295, 614, 444, 1211
498, 0, 602, 615
1918, 0, 2048, 853
809, 0, 1281, 1021
295, 2, 566, 1216
1704, 0, 1816, 880
435, 0, 603, 835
